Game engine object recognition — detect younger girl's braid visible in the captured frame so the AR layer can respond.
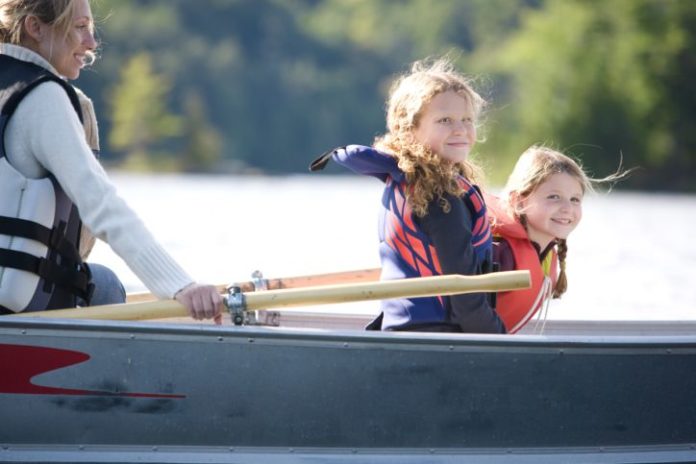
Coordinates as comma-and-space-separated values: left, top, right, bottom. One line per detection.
553, 239, 568, 298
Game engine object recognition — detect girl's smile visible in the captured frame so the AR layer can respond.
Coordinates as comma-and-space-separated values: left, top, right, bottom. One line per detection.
520, 172, 584, 249
414, 90, 476, 163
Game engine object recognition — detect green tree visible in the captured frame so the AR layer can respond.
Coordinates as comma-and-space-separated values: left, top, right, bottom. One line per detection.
75, 0, 695, 190
477, 0, 696, 189
109, 52, 182, 170
179, 90, 223, 172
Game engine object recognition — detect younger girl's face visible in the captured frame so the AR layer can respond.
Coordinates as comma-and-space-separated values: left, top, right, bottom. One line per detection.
413, 90, 476, 163
32, 0, 97, 80
520, 172, 584, 249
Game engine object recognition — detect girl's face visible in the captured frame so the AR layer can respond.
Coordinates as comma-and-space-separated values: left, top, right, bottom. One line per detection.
31, 0, 96, 79
413, 90, 476, 163
519, 172, 584, 249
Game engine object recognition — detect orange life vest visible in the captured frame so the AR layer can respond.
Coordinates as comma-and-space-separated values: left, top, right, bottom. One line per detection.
486, 195, 558, 333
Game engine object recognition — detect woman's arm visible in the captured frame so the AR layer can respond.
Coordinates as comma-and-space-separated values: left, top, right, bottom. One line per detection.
9, 82, 193, 299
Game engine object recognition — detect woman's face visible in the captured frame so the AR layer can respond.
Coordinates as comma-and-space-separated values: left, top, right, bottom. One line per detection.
31, 0, 96, 79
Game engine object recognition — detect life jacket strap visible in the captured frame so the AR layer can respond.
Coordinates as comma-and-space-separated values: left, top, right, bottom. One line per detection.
0, 248, 94, 302
0, 215, 52, 245
0, 216, 81, 264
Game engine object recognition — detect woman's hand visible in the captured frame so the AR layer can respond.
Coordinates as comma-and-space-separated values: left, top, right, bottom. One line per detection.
175, 283, 223, 323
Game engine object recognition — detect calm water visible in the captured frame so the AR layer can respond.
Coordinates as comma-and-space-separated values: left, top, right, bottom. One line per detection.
90, 172, 696, 321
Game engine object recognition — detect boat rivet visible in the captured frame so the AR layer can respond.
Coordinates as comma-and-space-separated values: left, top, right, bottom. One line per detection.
218, 337, 223, 341
130, 334, 135, 339
229, 447, 235, 452
289, 448, 295, 453
351, 449, 357, 454
21, 330, 26, 335
152, 446, 158, 451
448, 345, 454, 351
429, 448, 435, 454
248, 338, 255, 343
666, 349, 672, 354
78, 445, 84, 450
344, 343, 349, 348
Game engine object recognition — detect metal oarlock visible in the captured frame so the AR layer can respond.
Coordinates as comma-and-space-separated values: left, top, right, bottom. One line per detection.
224, 271, 278, 326
251, 270, 268, 291
224, 286, 246, 326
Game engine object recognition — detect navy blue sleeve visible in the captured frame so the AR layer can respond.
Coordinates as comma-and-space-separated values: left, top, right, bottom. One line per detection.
418, 194, 506, 334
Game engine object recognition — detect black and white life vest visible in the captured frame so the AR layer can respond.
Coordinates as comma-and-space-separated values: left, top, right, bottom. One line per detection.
0, 54, 93, 314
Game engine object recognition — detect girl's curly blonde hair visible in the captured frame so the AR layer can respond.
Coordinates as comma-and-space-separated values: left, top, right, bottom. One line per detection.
374, 57, 486, 217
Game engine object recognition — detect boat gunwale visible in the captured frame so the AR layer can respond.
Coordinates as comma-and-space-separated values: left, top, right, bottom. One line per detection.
2, 316, 696, 351
2, 442, 696, 464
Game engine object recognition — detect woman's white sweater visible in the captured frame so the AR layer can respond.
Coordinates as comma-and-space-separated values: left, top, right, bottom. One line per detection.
1, 44, 193, 299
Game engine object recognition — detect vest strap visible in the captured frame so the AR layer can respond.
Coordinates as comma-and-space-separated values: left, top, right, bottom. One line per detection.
0, 216, 82, 263
0, 215, 52, 245
0, 248, 93, 301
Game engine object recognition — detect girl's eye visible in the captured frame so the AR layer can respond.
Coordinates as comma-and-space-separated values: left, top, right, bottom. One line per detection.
571, 196, 582, 204
438, 117, 451, 124
547, 194, 560, 200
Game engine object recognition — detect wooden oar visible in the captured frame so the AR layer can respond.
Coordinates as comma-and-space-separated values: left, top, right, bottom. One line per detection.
126, 267, 382, 303
17, 271, 530, 321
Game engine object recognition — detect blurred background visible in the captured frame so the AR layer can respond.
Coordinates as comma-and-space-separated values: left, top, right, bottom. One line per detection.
81, 0, 696, 189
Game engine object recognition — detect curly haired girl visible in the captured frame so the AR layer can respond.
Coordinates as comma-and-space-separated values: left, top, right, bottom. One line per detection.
312, 57, 504, 333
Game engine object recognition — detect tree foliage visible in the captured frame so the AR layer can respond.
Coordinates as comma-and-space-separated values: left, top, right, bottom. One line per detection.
78, 0, 696, 190
108, 52, 182, 170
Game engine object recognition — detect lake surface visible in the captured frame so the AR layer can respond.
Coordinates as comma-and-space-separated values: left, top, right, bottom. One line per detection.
90, 172, 696, 321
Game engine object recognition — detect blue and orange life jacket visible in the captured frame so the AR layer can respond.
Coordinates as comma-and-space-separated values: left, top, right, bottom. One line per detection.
311, 145, 492, 329
486, 194, 558, 333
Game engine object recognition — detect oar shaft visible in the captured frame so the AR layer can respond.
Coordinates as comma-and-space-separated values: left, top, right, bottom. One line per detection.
126, 268, 382, 303
17, 271, 530, 321
243, 271, 529, 310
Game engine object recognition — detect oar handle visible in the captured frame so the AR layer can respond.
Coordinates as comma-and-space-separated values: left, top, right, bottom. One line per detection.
16, 271, 530, 321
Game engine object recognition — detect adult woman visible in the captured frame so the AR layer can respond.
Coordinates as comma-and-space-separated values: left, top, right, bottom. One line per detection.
0, 0, 221, 319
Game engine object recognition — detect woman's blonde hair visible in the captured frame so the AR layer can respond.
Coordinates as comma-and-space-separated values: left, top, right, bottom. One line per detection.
0, 0, 95, 65
502, 145, 630, 298
374, 57, 486, 217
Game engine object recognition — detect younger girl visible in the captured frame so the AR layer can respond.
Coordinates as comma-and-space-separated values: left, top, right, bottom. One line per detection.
488, 145, 623, 333
312, 58, 505, 334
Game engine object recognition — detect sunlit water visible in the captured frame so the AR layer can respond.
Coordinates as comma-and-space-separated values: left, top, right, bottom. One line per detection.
90, 172, 696, 321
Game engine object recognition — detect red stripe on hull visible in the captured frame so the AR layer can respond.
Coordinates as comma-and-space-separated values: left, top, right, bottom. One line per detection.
0, 343, 184, 398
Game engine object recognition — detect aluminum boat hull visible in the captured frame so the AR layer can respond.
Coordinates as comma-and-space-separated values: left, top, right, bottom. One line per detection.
1, 317, 695, 463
